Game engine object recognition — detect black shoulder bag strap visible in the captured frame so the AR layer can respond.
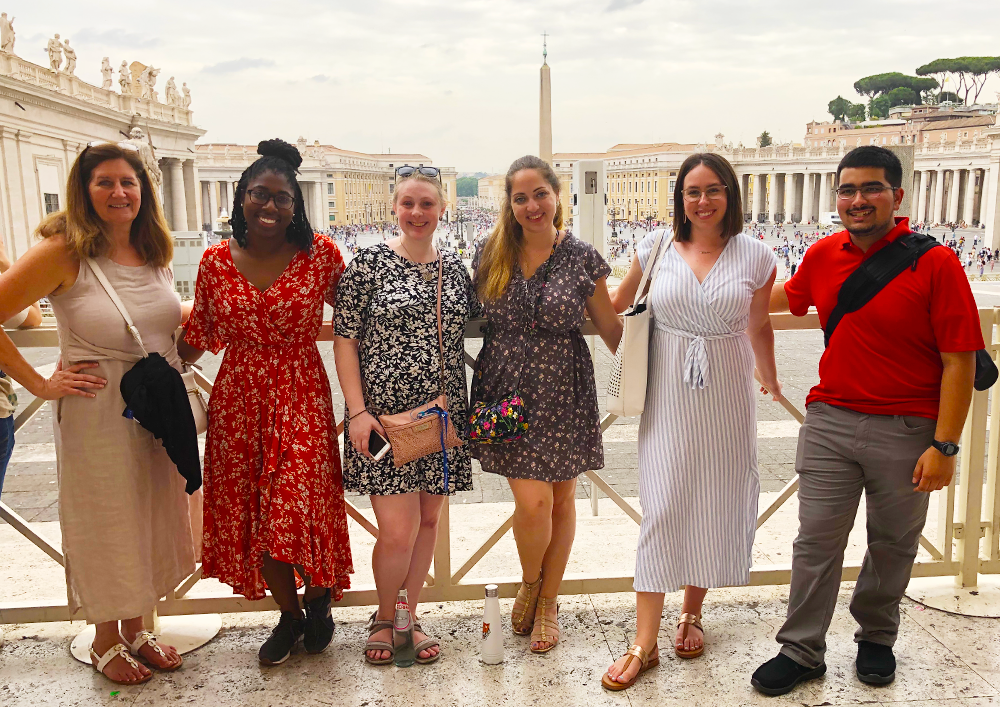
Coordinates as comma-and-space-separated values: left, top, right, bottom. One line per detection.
824, 231, 997, 391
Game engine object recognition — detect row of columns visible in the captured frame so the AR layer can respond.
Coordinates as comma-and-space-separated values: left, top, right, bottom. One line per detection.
198, 179, 330, 230
739, 171, 837, 224
158, 157, 199, 232
911, 168, 986, 226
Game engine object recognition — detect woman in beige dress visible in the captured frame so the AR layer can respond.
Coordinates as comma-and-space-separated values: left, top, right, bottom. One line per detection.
0, 142, 195, 685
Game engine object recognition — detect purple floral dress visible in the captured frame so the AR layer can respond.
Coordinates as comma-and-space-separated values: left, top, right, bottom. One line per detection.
472, 233, 611, 482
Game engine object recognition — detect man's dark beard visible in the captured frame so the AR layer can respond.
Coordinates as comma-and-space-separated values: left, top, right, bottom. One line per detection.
845, 212, 894, 239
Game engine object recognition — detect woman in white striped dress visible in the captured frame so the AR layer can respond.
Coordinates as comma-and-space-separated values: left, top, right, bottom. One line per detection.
602, 153, 781, 691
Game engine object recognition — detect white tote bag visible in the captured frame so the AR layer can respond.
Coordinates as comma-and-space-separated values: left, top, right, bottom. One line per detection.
607, 229, 671, 417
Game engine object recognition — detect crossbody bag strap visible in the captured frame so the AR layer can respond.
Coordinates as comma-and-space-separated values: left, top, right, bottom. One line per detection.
85, 257, 149, 357
436, 253, 445, 396
823, 232, 939, 348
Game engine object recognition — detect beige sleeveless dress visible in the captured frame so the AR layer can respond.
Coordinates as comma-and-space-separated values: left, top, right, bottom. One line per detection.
49, 257, 195, 624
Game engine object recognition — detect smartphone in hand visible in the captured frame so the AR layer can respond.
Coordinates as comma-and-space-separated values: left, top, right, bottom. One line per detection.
369, 428, 391, 461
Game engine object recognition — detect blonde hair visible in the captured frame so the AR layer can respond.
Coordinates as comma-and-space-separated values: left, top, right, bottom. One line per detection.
35, 142, 173, 267
393, 172, 446, 208
475, 155, 563, 301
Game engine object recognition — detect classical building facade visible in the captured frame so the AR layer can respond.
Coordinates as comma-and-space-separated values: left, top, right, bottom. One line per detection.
195, 142, 457, 228
549, 107, 1000, 248
0, 45, 204, 261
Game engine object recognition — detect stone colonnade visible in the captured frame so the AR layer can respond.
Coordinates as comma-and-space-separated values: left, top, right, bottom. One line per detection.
738, 170, 838, 223
910, 167, 988, 226
734, 167, 989, 227
158, 157, 200, 232
198, 177, 330, 231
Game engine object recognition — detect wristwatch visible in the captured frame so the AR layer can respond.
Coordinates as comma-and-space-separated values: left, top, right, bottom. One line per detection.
931, 439, 960, 457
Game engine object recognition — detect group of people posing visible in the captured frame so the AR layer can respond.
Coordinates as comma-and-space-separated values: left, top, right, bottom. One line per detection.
0, 139, 981, 698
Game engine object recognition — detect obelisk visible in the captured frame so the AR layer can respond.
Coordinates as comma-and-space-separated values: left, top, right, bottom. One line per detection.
539, 33, 552, 165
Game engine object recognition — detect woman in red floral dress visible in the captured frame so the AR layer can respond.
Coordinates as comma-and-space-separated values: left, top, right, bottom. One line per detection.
179, 139, 353, 665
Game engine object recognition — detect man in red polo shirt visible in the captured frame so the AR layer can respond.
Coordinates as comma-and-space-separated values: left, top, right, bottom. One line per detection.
752, 146, 983, 696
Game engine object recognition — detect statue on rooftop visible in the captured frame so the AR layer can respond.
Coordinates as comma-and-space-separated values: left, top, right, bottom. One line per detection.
45, 34, 62, 71
126, 127, 162, 192
0, 13, 15, 54
118, 60, 129, 94
101, 57, 113, 89
61, 38, 76, 74
164, 76, 178, 105
181, 82, 191, 109
139, 66, 160, 101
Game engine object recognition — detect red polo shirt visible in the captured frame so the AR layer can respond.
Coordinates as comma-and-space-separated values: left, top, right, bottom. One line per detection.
784, 217, 984, 419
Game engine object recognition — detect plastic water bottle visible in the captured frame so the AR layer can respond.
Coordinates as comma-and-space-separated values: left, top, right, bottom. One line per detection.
481, 584, 504, 664
393, 589, 415, 667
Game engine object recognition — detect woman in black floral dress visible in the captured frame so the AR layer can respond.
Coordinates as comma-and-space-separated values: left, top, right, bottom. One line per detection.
473, 155, 622, 653
334, 170, 478, 665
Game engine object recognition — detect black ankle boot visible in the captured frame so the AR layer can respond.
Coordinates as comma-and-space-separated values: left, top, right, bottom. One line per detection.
258, 611, 305, 666
303, 589, 335, 654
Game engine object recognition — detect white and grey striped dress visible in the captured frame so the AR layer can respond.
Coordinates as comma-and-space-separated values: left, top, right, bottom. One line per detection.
633, 229, 777, 593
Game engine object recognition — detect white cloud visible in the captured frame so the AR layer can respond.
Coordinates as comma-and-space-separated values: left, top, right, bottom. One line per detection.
8, 0, 1000, 172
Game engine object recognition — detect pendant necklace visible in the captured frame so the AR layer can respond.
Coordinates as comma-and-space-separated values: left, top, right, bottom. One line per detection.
399, 239, 437, 281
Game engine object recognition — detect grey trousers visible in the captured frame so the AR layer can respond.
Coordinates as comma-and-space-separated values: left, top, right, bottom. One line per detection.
776, 402, 934, 668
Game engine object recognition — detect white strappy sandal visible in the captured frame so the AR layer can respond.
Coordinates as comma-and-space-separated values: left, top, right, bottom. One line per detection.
89, 642, 152, 685
122, 630, 183, 671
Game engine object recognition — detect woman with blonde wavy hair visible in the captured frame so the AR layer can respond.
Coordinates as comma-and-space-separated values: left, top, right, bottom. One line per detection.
472, 155, 622, 653
0, 142, 195, 685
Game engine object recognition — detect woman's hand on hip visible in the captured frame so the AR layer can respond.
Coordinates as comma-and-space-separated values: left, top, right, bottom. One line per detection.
349, 411, 386, 459
35, 360, 106, 400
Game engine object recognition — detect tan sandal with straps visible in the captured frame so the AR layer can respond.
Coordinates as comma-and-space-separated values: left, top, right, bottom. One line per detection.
364, 611, 394, 666
675, 612, 704, 659
530, 596, 559, 654
602, 643, 659, 691
511, 572, 542, 636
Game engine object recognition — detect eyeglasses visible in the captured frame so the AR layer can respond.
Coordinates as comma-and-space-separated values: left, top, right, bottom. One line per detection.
395, 165, 442, 182
246, 187, 294, 210
682, 185, 727, 202
835, 184, 896, 200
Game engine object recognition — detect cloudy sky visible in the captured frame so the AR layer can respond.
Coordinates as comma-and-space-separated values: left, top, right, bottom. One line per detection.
10, 1, 1000, 172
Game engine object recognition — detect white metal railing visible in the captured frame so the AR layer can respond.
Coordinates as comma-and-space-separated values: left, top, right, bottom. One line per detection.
1, 310, 997, 625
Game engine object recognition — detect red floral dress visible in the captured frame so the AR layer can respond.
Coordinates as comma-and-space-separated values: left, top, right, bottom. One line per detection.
183, 234, 353, 600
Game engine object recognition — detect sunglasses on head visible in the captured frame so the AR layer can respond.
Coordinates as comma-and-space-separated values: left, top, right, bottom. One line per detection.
395, 165, 441, 182
85, 140, 140, 153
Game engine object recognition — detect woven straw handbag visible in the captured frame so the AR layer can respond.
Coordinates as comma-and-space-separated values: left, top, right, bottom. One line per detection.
606, 229, 670, 417
377, 255, 463, 471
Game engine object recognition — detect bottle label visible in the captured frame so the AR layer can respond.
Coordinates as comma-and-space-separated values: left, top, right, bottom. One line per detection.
482, 622, 491, 639
394, 601, 411, 630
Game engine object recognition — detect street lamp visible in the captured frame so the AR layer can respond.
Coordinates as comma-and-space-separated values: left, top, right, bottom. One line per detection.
609, 205, 619, 238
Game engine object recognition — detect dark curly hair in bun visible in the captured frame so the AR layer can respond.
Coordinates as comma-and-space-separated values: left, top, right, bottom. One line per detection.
230, 138, 313, 251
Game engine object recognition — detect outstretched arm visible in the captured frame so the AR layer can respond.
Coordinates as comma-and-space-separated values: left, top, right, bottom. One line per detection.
609, 254, 642, 314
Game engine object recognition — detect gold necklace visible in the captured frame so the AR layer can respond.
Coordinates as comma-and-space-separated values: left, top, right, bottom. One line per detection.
399, 239, 437, 281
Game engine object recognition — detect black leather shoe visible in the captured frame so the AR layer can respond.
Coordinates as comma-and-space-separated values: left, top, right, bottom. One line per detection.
751, 653, 827, 696
856, 640, 895, 685
303, 589, 335, 654
258, 611, 304, 665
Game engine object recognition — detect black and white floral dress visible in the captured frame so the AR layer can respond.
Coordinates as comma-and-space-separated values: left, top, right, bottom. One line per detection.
335, 243, 479, 495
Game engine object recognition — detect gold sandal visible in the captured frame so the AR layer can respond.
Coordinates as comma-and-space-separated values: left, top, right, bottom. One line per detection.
511, 572, 542, 636
530, 597, 559, 654
602, 643, 659, 691
675, 612, 704, 659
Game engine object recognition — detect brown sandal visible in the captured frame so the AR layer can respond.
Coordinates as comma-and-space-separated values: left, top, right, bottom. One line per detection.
511, 572, 542, 636
412, 622, 441, 665
602, 643, 659, 691
675, 612, 704, 659
530, 597, 559, 654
